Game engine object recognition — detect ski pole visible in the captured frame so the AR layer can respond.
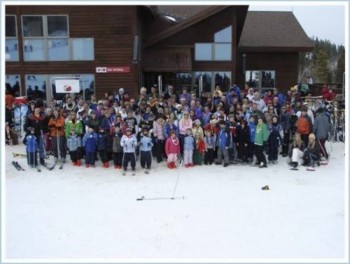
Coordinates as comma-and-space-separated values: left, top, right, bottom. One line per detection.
171, 156, 184, 198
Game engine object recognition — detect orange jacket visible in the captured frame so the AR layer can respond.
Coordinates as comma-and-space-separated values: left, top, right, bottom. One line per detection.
48, 116, 65, 137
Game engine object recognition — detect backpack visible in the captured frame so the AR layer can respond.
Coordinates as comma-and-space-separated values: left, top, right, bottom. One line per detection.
297, 116, 310, 135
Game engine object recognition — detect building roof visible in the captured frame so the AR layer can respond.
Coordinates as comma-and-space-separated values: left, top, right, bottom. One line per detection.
157, 5, 210, 21
144, 6, 230, 48
239, 11, 314, 52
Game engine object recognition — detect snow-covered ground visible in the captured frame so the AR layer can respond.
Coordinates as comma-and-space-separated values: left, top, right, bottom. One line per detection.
3, 141, 347, 262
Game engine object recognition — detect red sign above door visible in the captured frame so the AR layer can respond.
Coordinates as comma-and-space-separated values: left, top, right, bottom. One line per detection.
95, 66, 130, 73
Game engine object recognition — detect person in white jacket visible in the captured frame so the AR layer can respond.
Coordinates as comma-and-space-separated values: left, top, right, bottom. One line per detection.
120, 127, 137, 175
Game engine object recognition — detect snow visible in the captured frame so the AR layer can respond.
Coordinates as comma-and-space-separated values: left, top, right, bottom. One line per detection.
3, 142, 347, 262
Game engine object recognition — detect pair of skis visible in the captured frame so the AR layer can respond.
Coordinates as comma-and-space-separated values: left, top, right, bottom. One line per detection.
12, 161, 42, 172
47, 160, 64, 170
12, 161, 25, 171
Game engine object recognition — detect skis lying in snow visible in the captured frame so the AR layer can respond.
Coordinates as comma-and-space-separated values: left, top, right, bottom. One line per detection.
12, 152, 27, 158
136, 196, 185, 201
12, 161, 25, 171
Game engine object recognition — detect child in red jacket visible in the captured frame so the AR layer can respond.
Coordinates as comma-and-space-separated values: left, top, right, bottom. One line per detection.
193, 133, 206, 165
165, 130, 180, 169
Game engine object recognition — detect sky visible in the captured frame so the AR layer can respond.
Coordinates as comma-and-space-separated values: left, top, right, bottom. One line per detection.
248, 3, 346, 46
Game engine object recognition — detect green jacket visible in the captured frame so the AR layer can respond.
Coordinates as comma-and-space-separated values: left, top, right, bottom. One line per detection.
254, 123, 269, 145
65, 119, 83, 137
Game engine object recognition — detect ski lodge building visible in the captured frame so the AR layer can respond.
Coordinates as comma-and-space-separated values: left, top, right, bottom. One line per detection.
5, 5, 314, 101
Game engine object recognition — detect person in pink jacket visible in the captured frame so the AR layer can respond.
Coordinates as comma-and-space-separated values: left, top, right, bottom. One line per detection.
178, 111, 193, 154
165, 130, 180, 169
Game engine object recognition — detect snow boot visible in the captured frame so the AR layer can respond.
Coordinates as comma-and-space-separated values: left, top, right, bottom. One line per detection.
73, 161, 77, 166
76, 160, 81, 166
171, 162, 176, 168
167, 162, 173, 169
259, 162, 267, 168
86, 164, 90, 168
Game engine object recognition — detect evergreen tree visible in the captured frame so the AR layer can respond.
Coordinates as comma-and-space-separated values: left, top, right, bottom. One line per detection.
312, 49, 330, 83
335, 45, 345, 83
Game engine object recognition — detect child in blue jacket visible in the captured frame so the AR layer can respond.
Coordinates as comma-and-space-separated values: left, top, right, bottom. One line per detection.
97, 127, 109, 168
23, 127, 38, 167
139, 128, 153, 173
83, 126, 98, 168
183, 128, 195, 168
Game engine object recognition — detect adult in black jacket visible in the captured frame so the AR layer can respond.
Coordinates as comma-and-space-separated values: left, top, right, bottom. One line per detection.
235, 120, 250, 163
23, 105, 48, 165
279, 104, 290, 157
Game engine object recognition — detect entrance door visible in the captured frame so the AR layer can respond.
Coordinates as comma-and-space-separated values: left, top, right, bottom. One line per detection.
143, 72, 192, 95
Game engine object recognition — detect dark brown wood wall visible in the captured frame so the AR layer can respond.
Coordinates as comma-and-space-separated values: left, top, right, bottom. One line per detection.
236, 52, 299, 93
5, 5, 139, 99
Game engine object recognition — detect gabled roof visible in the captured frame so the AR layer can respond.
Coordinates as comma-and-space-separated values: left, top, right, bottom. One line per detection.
144, 6, 229, 48
239, 11, 314, 52
157, 6, 210, 21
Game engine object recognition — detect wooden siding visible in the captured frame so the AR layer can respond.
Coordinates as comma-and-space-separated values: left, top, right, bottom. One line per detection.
236, 52, 299, 93
5, 5, 139, 99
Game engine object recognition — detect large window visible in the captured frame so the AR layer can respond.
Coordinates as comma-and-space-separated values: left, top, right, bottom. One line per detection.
245, 70, 276, 92
72, 38, 94, 60
6, 15, 19, 61
21, 15, 94, 61
195, 26, 232, 61
50, 74, 95, 101
24, 74, 95, 101
194, 71, 231, 93
6, 75, 21, 96
25, 74, 47, 101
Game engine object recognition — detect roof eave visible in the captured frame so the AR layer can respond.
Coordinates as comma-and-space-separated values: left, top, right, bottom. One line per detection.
238, 46, 314, 53
144, 6, 229, 48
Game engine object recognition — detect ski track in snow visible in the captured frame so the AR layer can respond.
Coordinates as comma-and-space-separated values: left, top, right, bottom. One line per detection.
4, 142, 346, 261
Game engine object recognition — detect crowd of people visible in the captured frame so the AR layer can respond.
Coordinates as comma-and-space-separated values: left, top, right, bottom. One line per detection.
5, 83, 335, 173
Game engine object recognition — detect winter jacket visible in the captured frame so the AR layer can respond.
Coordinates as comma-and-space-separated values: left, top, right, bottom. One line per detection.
183, 135, 195, 151
192, 126, 204, 139
100, 115, 114, 134
235, 125, 250, 145
24, 113, 48, 136
268, 123, 283, 145
139, 136, 153, 152
196, 139, 206, 154
153, 121, 165, 140
216, 127, 231, 149
82, 132, 98, 153
67, 134, 82, 151
25, 134, 37, 153
254, 123, 269, 146
112, 134, 123, 153
204, 135, 216, 149
97, 132, 108, 151
248, 121, 256, 143
279, 112, 290, 131
85, 117, 100, 133
165, 137, 181, 155
313, 112, 329, 140
120, 135, 137, 153
296, 115, 313, 135
48, 116, 65, 137
179, 118, 193, 135
164, 123, 179, 138
65, 119, 83, 137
